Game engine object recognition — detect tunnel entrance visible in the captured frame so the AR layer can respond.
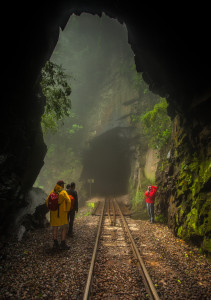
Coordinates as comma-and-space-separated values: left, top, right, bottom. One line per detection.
34, 12, 143, 195
81, 127, 133, 197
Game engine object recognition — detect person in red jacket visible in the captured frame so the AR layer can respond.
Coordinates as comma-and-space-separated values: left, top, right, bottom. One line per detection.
145, 185, 158, 223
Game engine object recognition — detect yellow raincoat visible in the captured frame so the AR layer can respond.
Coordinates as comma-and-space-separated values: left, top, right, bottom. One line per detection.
46, 184, 71, 226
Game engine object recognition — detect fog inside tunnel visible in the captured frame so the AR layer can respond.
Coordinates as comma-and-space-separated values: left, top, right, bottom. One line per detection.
35, 12, 161, 199
81, 127, 133, 196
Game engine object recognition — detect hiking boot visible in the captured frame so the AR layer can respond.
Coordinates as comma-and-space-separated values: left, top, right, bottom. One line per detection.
60, 240, 70, 250
53, 239, 59, 249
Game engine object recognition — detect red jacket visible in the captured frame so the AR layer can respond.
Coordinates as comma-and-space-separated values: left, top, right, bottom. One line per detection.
145, 186, 158, 203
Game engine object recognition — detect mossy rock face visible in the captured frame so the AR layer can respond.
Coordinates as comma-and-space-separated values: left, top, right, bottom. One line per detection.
155, 115, 211, 254
202, 237, 211, 253
175, 160, 211, 253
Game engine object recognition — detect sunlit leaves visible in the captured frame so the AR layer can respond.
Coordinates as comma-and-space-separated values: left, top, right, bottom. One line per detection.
40, 61, 72, 134
41, 112, 58, 135
140, 98, 172, 150
68, 124, 83, 135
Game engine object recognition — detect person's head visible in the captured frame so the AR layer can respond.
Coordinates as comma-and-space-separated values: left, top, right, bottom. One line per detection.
57, 180, 65, 188
66, 183, 71, 189
148, 185, 151, 191
70, 182, 75, 189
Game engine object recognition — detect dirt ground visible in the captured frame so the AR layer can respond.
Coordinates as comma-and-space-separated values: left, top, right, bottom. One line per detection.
0, 199, 210, 299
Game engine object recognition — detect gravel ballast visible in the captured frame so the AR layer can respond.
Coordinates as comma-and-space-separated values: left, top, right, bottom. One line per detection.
0, 204, 210, 299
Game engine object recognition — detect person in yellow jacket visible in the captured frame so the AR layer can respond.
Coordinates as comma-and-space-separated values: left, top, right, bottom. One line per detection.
46, 180, 71, 250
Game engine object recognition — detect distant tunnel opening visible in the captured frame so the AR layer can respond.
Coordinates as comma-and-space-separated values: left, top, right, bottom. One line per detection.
81, 127, 133, 197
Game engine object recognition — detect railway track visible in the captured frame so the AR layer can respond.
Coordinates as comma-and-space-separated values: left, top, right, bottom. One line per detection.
83, 197, 160, 299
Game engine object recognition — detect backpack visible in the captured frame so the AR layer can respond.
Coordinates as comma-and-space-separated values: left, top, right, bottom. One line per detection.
48, 191, 60, 211
69, 194, 75, 210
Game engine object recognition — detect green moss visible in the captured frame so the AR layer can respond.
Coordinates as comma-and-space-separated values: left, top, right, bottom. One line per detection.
155, 214, 167, 224
199, 160, 211, 184
177, 155, 210, 196
156, 131, 211, 254
189, 153, 200, 173
186, 208, 198, 233
189, 160, 211, 201
175, 213, 179, 225
169, 129, 211, 254
198, 219, 208, 235
177, 204, 186, 224
87, 202, 95, 208
177, 225, 183, 237
207, 208, 211, 233
202, 237, 211, 253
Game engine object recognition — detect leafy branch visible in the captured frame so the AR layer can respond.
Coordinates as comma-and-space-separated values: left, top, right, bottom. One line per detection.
133, 98, 172, 150
40, 61, 72, 134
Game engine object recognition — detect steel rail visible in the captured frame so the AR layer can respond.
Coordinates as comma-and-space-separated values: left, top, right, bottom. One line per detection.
111, 197, 116, 226
114, 198, 160, 300
107, 197, 112, 225
83, 199, 105, 300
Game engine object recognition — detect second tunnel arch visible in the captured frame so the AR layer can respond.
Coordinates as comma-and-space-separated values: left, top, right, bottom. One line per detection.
80, 127, 135, 197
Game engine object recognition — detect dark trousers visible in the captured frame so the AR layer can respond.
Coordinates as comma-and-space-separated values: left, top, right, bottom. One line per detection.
146, 202, 154, 223
68, 209, 75, 234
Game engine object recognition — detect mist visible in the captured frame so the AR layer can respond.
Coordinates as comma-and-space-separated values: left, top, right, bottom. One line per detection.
34, 13, 160, 199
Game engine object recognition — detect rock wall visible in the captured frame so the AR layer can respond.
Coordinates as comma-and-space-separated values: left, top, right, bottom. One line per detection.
156, 104, 211, 253
144, 149, 159, 182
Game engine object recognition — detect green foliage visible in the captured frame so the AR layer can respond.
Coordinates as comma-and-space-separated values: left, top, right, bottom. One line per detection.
41, 61, 72, 134
87, 202, 95, 208
41, 112, 58, 134
68, 124, 83, 135
139, 98, 172, 150
131, 189, 145, 209
155, 214, 168, 224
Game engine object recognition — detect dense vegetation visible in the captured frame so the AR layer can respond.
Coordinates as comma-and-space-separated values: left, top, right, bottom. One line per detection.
129, 72, 173, 215
41, 61, 72, 134
139, 98, 172, 151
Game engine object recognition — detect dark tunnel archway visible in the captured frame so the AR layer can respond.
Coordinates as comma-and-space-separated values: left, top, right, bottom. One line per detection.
1, 0, 211, 238
81, 127, 133, 196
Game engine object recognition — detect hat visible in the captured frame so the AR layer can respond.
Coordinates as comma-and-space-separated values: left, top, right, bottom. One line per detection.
57, 180, 65, 186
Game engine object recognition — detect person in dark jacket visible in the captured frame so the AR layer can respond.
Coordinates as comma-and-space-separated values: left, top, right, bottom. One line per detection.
66, 182, 78, 237
144, 185, 158, 223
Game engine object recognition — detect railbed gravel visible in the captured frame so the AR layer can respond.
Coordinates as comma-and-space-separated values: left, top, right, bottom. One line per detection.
0, 215, 99, 300
127, 218, 211, 300
0, 208, 210, 299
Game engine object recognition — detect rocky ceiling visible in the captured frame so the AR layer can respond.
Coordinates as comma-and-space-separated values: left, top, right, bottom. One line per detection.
1, 1, 210, 236
4, 1, 211, 109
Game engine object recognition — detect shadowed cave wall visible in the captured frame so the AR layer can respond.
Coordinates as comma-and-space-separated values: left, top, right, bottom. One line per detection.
1, 1, 211, 243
